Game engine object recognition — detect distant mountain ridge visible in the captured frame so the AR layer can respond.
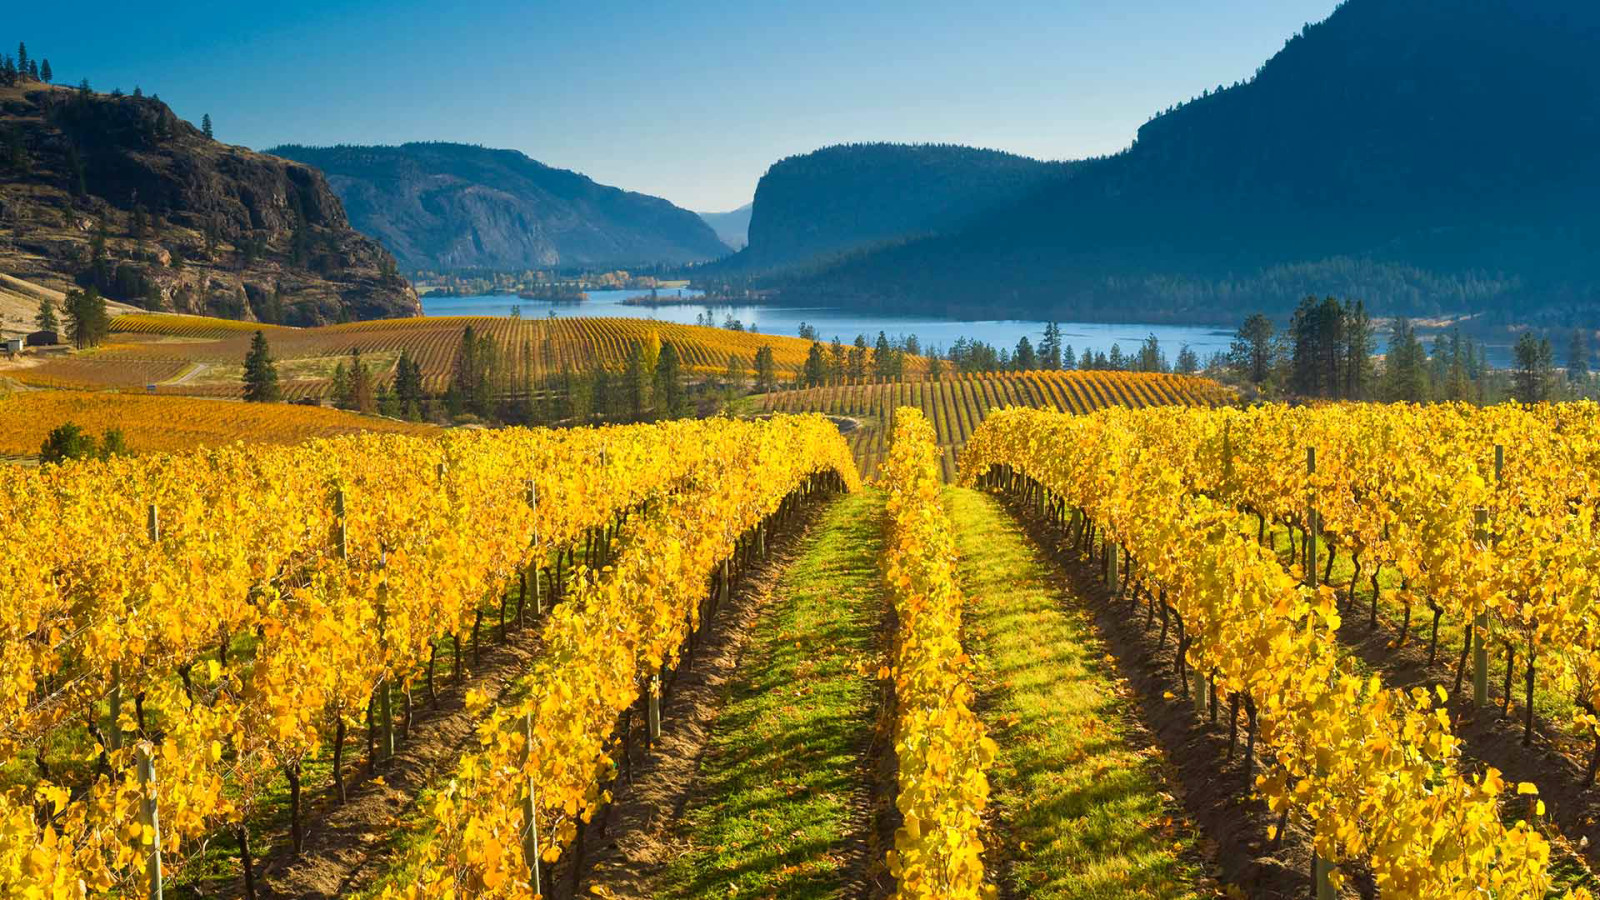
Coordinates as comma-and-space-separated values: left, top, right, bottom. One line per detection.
782, 0, 1600, 325
697, 203, 751, 251
269, 142, 730, 271
711, 143, 1066, 272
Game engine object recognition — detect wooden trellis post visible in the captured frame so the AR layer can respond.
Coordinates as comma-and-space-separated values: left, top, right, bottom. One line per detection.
1306, 447, 1318, 591
1473, 508, 1490, 707
521, 711, 542, 897
648, 673, 662, 743
1312, 853, 1334, 900
136, 741, 164, 900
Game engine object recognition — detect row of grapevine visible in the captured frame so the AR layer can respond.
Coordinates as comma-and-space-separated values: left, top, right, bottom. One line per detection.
0, 391, 438, 456
1110, 403, 1600, 762
878, 408, 995, 899
961, 407, 1566, 898
0, 415, 854, 896
375, 416, 860, 898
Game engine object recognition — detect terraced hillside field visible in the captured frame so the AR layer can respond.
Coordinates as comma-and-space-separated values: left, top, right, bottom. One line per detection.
9, 314, 885, 399
0, 391, 439, 456
759, 370, 1233, 479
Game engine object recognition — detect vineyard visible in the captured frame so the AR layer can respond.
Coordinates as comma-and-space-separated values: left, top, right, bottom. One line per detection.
10, 314, 851, 399
0, 391, 438, 456
11, 399, 1600, 900
759, 369, 1232, 478
1, 415, 857, 898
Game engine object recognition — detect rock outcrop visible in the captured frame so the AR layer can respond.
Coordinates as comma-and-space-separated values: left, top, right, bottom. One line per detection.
0, 82, 418, 324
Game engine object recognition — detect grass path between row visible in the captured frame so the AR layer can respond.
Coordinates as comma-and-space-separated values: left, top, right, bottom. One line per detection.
653, 490, 888, 900
944, 487, 1210, 899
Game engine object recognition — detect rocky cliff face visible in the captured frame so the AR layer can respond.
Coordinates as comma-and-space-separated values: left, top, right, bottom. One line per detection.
269, 143, 731, 271
0, 82, 418, 324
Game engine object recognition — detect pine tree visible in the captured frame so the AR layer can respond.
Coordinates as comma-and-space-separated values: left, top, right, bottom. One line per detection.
202, 113, 214, 139
754, 345, 776, 393
804, 342, 827, 388
1342, 300, 1374, 400
16, 43, 27, 79
1062, 345, 1076, 369
40, 59, 52, 83
625, 342, 649, 420
1383, 317, 1430, 403
1136, 334, 1163, 372
348, 347, 376, 413
1568, 329, 1590, 384
654, 341, 684, 416
928, 354, 944, 381
1231, 313, 1275, 385
848, 335, 868, 381
725, 353, 748, 392
241, 331, 281, 403
34, 297, 58, 332
1176, 345, 1200, 374
1014, 335, 1036, 370
873, 332, 894, 380
393, 350, 425, 420
64, 287, 109, 348
1039, 323, 1062, 369
1512, 332, 1554, 405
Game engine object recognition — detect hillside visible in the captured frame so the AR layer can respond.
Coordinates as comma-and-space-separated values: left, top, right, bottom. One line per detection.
708, 143, 1064, 273
269, 142, 730, 271
697, 202, 751, 251
9, 312, 868, 399
791, 0, 1600, 325
0, 82, 418, 325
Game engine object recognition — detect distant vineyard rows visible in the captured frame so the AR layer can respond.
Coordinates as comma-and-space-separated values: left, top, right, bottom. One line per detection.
760, 370, 1233, 480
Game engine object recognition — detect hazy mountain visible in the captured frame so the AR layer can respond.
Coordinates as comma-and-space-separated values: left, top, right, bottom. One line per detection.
784, 0, 1600, 325
0, 82, 418, 324
269, 142, 729, 272
711, 143, 1065, 272
697, 203, 752, 251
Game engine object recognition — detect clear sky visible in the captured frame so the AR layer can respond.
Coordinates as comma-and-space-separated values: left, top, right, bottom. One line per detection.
8, 0, 1339, 212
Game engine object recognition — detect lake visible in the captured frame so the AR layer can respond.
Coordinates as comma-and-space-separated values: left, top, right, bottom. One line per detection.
421, 289, 1240, 365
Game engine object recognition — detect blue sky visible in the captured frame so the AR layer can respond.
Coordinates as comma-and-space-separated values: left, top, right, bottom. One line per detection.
9, 0, 1338, 211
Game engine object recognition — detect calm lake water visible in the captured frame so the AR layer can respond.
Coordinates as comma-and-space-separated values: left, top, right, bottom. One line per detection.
422, 289, 1240, 364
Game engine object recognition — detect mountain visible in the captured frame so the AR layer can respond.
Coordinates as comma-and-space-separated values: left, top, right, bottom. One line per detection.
0, 81, 418, 325
787, 0, 1600, 325
711, 144, 1065, 272
268, 142, 730, 272
697, 203, 752, 251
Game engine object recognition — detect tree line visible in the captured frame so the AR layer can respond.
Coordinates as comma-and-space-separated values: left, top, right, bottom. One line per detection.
0, 41, 52, 87
1225, 296, 1590, 405
239, 326, 784, 426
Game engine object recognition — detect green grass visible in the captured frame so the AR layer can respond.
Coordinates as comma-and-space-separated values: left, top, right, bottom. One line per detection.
945, 487, 1210, 899
655, 490, 886, 900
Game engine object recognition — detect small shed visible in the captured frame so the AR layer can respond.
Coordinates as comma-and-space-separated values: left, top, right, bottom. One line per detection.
26, 330, 58, 347
2, 338, 21, 354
